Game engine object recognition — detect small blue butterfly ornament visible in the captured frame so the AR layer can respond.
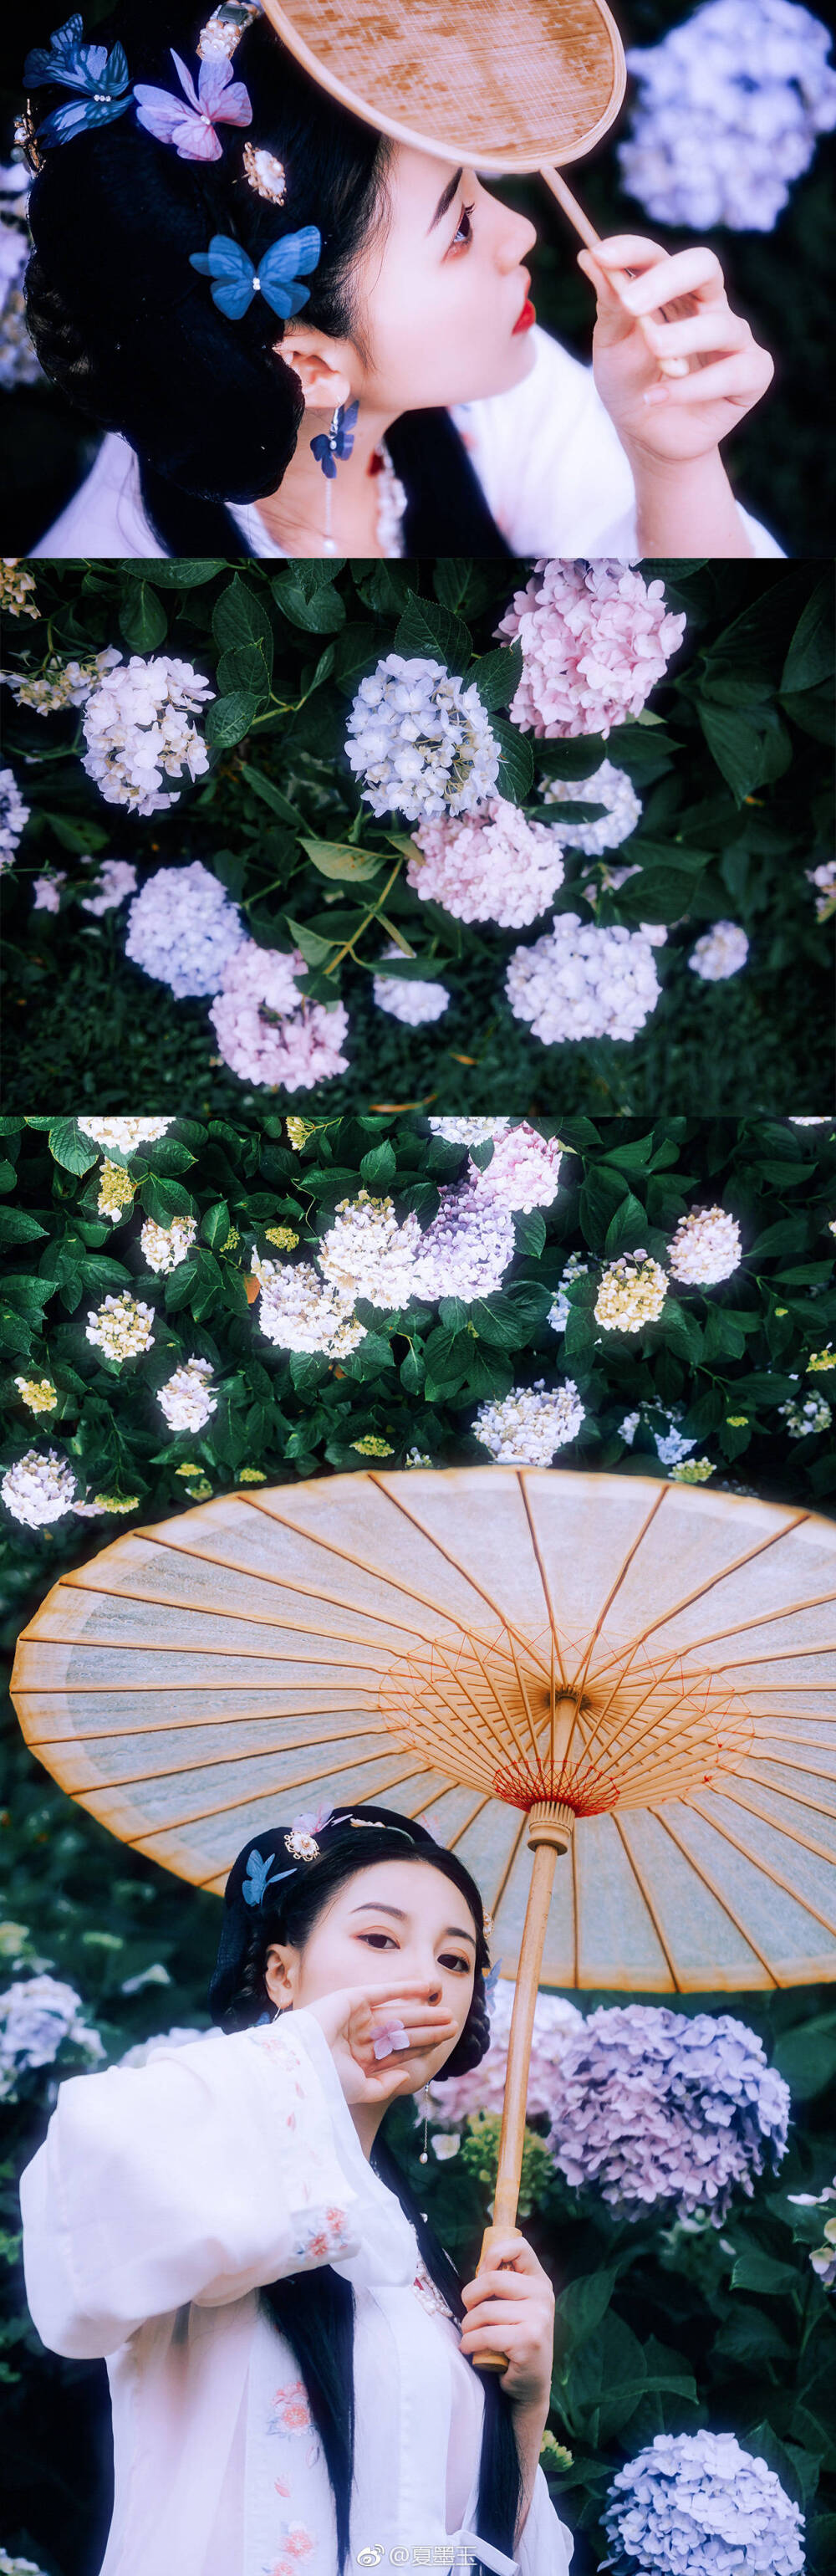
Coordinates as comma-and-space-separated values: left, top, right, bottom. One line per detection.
189, 228, 321, 319
23, 15, 133, 147
483, 1958, 502, 2010
241, 1845, 294, 1908
310, 399, 359, 479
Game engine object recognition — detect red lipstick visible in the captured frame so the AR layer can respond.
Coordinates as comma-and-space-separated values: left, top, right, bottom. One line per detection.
512, 294, 536, 335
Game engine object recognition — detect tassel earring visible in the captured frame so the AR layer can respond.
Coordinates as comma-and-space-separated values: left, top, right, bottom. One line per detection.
419, 2079, 430, 2165
309, 397, 359, 555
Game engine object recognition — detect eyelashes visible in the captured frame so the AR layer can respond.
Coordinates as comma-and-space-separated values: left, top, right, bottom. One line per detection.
450, 198, 475, 250
358, 1931, 471, 1973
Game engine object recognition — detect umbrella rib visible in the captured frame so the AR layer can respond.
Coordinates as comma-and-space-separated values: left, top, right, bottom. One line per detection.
588, 1510, 809, 1679
45, 1576, 451, 1661
650, 1810, 780, 1984
482, 1807, 530, 1927
610, 1815, 681, 1992
701, 1780, 836, 1868
473, 1627, 543, 1778
397, 1656, 516, 1781
745, 1750, 836, 1784
629, 1582, 836, 1662
688, 1796, 836, 1939
114, 1531, 476, 1649
566, 1479, 669, 1704
58, 1727, 399, 1795
517, 1470, 568, 1691
124, 1755, 431, 1856
362, 1474, 552, 1679
236, 1487, 549, 1677
747, 1756, 836, 1797
25, 1623, 395, 1669
25, 1716, 391, 1751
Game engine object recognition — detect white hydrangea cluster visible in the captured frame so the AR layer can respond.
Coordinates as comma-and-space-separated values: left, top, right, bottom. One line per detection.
77, 1117, 174, 1152
428, 1978, 584, 2128
594, 1252, 668, 1331
32, 871, 67, 912
125, 861, 244, 997
619, 1401, 699, 1468
473, 1377, 585, 1464
344, 654, 501, 820
689, 920, 749, 979
541, 759, 642, 856
603, 2430, 803, 2576
157, 1357, 217, 1431
0, 558, 38, 616
506, 916, 661, 1044
81, 653, 214, 816
428, 1118, 512, 1147
372, 943, 451, 1024
548, 1252, 590, 1332
405, 1446, 434, 1467
139, 1215, 197, 1274
416, 1178, 517, 1301
548, 2004, 789, 2220
13, 1377, 57, 1415
79, 857, 138, 915
0, 765, 29, 870
788, 2178, 836, 2290
0, 1974, 105, 2103
319, 1190, 426, 1310
667, 1204, 742, 1284
779, 1388, 833, 1437
208, 941, 349, 1088
0, 2548, 50, 2576
0, 165, 43, 389
85, 1291, 155, 1362
407, 796, 564, 927
808, 1344, 836, 1371
251, 1254, 366, 1357
2, 645, 121, 715
619, 0, 836, 233
468, 1121, 563, 1213
1, 1448, 77, 1526
807, 859, 836, 920
670, 1454, 716, 1481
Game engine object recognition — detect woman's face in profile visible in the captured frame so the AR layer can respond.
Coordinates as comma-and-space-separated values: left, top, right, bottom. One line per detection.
285, 142, 539, 418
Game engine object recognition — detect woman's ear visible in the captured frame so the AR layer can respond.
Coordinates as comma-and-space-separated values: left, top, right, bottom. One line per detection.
278, 330, 354, 414
263, 1941, 298, 2007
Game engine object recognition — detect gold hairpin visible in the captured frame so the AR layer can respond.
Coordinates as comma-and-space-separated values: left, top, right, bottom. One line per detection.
242, 141, 287, 204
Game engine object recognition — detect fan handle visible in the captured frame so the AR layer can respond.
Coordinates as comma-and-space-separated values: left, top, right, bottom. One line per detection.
540, 165, 689, 380
471, 1806, 572, 2373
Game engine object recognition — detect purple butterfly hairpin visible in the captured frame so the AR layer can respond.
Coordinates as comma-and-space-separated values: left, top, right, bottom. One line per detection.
135, 48, 252, 161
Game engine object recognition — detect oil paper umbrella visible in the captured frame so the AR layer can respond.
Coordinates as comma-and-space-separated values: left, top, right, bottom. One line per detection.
257, 0, 687, 375
12, 1468, 836, 2370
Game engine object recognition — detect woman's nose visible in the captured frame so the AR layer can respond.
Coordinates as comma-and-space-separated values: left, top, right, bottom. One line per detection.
496, 200, 538, 272
426, 1981, 442, 2002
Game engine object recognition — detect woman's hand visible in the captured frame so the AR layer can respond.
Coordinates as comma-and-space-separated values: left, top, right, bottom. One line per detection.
579, 233, 774, 467
304, 1978, 458, 2108
459, 2230, 555, 2415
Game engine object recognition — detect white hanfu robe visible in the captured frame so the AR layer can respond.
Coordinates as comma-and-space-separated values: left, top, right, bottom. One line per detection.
18, 2004, 574, 2576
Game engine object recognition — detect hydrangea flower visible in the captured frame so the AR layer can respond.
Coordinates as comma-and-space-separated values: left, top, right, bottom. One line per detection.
2, 646, 121, 714
208, 941, 349, 1087
79, 856, 138, 915
779, 1390, 833, 1437
251, 1255, 366, 1358
0, 558, 38, 616
85, 1291, 155, 1362
125, 860, 243, 996
0, 766, 30, 870
428, 1978, 584, 2128
468, 1121, 563, 1213
32, 871, 67, 911
77, 1117, 174, 1152
428, 1118, 512, 1147
472, 1377, 585, 1464
619, 0, 836, 233
13, 1377, 58, 1415
0, 166, 43, 390
788, 2177, 836, 2290
602, 2428, 804, 2575
595, 1252, 668, 1331
157, 1357, 217, 1431
97, 1163, 137, 1221
372, 942, 451, 1024
344, 653, 501, 819
541, 758, 642, 856
619, 1400, 699, 1469
81, 653, 214, 815
667, 1204, 742, 1285
115, 2023, 208, 2071
319, 1190, 426, 1310
806, 858, 836, 920
689, 920, 749, 979
670, 1454, 716, 1481
548, 2004, 790, 2221
407, 797, 564, 927
139, 1215, 197, 1274
0, 1975, 105, 2103
506, 916, 661, 1044
415, 1178, 517, 1301
1, 1447, 77, 1526
548, 1252, 590, 1331
806, 1345, 836, 1371
496, 560, 686, 739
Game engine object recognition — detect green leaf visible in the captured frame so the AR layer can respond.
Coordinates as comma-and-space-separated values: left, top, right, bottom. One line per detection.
298, 836, 385, 884
41, 810, 110, 855
48, 1119, 99, 1175
656, 1301, 703, 1363
730, 2247, 801, 2298
772, 2011, 836, 2097
285, 917, 340, 967
212, 575, 273, 690
119, 580, 168, 653
472, 641, 523, 712
139, 1176, 196, 1227
272, 576, 346, 635
201, 1201, 232, 1250
239, 764, 303, 826
359, 1141, 397, 1188
781, 579, 833, 694
490, 714, 533, 807
205, 691, 259, 749
0, 1209, 48, 1245
515, 1210, 547, 1260
129, 559, 227, 587
616, 864, 708, 923
394, 593, 472, 675
579, 1163, 628, 1250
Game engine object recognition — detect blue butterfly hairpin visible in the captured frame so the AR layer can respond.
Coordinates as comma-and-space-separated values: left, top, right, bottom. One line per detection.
241, 1846, 295, 1908
23, 14, 132, 148
483, 1959, 502, 2003
190, 227, 321, 319
310, 399, 359, 480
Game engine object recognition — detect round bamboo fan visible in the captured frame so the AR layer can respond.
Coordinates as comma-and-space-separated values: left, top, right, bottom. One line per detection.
258, 0, 626, 172
13, 1469, 836, 1994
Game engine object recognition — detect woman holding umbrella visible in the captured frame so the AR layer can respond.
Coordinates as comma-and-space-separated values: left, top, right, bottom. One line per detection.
19, 1804, 571, 2576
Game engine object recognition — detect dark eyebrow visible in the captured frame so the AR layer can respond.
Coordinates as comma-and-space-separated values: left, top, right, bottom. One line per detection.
427, 166, 463, 235
349, 1900, 476, 1948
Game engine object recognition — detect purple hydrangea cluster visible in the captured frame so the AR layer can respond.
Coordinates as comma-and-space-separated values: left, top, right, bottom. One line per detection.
602, 2429, 804, 2573
545, 2004, 790, 2220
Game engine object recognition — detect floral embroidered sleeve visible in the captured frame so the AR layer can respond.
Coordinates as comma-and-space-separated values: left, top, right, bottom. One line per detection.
18, 2014, 361, 2361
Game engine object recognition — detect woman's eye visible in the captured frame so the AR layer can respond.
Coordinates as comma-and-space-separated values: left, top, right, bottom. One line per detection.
451, 200, 475, 250
359, 1933, 469, 1972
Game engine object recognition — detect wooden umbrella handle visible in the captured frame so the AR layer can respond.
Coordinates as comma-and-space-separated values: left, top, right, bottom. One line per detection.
470, 1837, 560, 2373
539, 163, 689, 381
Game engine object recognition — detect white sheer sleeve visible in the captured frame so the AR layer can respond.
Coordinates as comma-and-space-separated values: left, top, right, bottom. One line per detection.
18, 2010, 362, 2360
516, 2465, 575, 2573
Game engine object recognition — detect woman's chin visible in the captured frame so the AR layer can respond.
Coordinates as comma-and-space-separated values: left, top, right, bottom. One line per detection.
459, 329, 539, 404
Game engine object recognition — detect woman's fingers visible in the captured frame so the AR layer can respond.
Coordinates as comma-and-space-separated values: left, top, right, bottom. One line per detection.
614, 244, 726, 311
641, 307, 750, 359
645, 350, 773, 405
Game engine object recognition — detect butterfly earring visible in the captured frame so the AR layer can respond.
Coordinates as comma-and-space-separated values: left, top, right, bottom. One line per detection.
309, 398, 359, 554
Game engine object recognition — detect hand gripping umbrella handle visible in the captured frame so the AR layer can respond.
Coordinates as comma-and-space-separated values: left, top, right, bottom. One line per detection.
539, 163, 689, 381
470, 1823, 567, 2373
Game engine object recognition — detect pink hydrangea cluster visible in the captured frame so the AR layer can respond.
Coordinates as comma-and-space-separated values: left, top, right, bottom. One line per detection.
407, 797, 564, 928
470, 1121, 563, 1213
496, 560, 686, 739
208, 941, 349, 1088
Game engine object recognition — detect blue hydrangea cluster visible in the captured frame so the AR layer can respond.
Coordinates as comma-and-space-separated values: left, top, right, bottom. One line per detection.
546, 2003, 790, 2220
601, 2429, 804, 2573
